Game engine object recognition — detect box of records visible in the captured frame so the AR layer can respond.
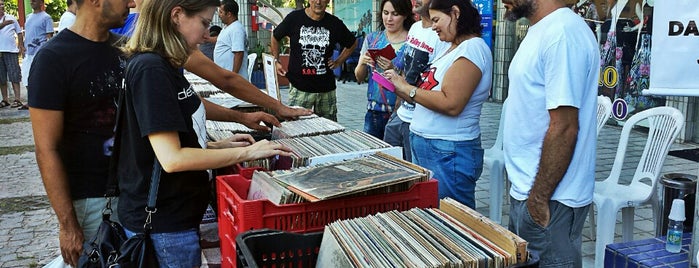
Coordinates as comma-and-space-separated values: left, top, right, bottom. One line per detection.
216, 154, 438, 267
233, 199, 533, 268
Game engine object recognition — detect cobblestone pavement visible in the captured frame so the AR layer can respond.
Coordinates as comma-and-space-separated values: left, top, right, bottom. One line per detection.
2, 82, 698, 267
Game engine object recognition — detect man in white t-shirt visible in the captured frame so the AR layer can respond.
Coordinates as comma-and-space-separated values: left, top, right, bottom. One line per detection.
57, 0, 76, 32
0, 0, 23, 108
501, 0, 599, 266
382, 0, 448, 162
214, 0, 248, 80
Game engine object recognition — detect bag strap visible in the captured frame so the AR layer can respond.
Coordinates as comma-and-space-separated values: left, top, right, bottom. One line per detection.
143, 159, 161, 233
106, 84, 126, 197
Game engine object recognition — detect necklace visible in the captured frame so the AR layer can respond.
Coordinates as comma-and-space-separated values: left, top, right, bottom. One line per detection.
433, 44, 458, 64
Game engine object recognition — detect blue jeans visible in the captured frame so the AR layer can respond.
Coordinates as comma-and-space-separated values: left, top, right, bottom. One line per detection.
383, 112, 412, 162
363, 110, 391, 140
124, 228, 201, 267
410, 133, 483, 208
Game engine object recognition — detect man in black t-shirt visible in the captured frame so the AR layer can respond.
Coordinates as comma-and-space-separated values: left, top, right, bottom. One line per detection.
271, 0, 357, 121
27, 1, 136, 266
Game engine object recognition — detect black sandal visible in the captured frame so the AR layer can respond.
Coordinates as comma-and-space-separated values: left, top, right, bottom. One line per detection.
0, 100, 9, 108
10, 100, 22, 108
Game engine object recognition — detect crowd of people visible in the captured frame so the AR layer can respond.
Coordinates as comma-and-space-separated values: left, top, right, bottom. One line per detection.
15, 0, 599, 267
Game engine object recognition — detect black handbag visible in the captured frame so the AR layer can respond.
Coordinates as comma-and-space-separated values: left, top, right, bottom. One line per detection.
77, 199, 127, 267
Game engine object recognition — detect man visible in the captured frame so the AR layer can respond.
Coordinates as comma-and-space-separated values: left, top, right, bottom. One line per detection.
271, 0, 357, 121
0, 0, 24, 109
57, 0, 77, 31
214, 0, 248, 80
29, 0, 135, 265
200, 25, 221, 60
501, 0, 599, 267
382, 0, 449, 162
20, 0, 53, 110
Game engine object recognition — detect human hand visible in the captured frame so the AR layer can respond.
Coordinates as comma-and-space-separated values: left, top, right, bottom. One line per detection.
383, 69, 410, 98
244, 139, 293, 160
327, 58, 342, 70
210, 134, 255, 149
59, 224, 84, 267
359, 52, 375, 68
526, 195, 550, 228
276, 105, 313, 121
275, 62, 287, 76
238, 111, 278, 132
375, 56, 394, 71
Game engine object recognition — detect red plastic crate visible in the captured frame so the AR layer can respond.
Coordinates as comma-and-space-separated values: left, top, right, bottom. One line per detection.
216, 174, 438, 268
217, 163, 266, 178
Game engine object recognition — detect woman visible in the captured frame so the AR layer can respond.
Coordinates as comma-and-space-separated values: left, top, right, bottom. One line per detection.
385, 0, 492, 209
117, 0, 292, 266
354, 0, 414, 139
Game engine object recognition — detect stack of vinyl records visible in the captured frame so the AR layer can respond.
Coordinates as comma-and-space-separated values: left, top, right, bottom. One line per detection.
247, 153, 430, 205
271, 114, 345, 139
242, 129, 394, 169
317, 198, 529, 267
184, 72, 254, 108
206, 120, 270, 142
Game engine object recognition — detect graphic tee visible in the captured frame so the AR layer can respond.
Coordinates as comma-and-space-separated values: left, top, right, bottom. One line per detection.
273, 9, 355, 93
396, 21, 449, 123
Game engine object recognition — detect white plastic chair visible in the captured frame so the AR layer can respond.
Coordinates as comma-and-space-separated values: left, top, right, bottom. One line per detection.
591, 106, 685, 268
247, 53, 257, 80
485, 101, 507, 224
596, 95, 613, 136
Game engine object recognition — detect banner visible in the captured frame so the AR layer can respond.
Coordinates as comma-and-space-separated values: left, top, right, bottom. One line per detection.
646, 0, 699, 96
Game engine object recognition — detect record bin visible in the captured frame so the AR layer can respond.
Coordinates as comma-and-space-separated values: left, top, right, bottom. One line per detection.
216, 174, 439, 268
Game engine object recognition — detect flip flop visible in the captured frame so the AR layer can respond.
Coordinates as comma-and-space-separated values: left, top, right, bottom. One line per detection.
0, 100, 9, 108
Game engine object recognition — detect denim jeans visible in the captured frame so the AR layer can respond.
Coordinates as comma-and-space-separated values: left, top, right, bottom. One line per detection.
383, 112, 412, 162
363, 110, 391, 140
124, 228, 201, 267
410, 133, 483, 208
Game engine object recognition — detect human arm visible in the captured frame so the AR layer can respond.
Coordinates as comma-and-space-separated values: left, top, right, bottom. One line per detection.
17, 32, 24, 57
527, 106, 579, 227
270, 36, 287, 76
30, 108, 83, 266
386, 57, 481, 116
232, 51, 244, 74
330, 39, 358, 70
148, 131, 292, 173
200, 97, 277, 132
354, 36, 372, 82
184, 50, 312, 120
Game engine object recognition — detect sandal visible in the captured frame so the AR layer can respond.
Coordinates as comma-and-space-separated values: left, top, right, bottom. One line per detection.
17, 104, 28, 110
10, 100, 23, 108
0, 100, 9, 108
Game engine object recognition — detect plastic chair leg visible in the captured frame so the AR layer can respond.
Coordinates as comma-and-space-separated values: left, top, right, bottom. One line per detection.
594, 200, 618, 268
488, 161, 504, 225
621, 207, 635, 242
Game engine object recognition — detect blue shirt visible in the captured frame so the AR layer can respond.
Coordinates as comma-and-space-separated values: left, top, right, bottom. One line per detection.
24, 11, 53, 56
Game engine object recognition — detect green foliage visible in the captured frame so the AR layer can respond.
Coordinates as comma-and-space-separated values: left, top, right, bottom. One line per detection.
4, 0, 18, 17
44, 0, 66, 22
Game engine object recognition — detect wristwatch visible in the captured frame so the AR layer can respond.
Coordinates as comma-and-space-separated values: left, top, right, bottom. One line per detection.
409, 87, 417, 100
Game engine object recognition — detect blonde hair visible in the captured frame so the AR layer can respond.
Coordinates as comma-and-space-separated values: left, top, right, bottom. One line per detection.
122, 0, 219, 67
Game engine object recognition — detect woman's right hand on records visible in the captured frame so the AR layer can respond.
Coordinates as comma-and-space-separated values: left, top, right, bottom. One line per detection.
245, 139, 293, 160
